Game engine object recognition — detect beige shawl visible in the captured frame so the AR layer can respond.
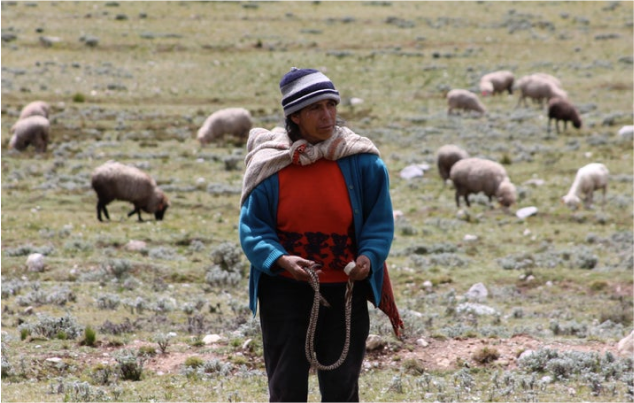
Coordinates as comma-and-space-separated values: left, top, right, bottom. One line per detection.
240, 126, 379, 206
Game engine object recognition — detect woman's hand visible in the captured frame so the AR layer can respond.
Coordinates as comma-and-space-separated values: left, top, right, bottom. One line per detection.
348, 255, 371, 281
275, 255, 318, 281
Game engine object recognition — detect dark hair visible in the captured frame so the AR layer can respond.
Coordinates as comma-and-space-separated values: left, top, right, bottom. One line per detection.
284, 115, 347, 143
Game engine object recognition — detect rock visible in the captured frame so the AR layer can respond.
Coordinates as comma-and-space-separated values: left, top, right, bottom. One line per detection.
422, 280, 433, 292
26, 253, 45, 272
518, 349, 535, 361
465, 282, 488, 300
456, 302, 497, 316
46, 357, 63, 363
463, 234, 478, 242
516, 206, 538, 219
365, 334, 386, 351
399, 163, 430, 179
203, 334, 222, 344
416, 338, 429, 347
125, 240, 147, 251
617, 330, 634, 355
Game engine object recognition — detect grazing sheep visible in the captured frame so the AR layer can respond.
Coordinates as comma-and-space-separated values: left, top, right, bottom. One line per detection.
532, 72, 563, 88
447, 89, 486, 115
19, 100, 50, 119
479, 70, 515, 96
197, 107, 253, 145
561, 163, 609, 210
548, 97, 582, 133
515, 74, 567, 108
617, 125, 634, 140
91, 161, 170, 222
449, 157, 517, 209
436, 144, 470, 183
9, 115, 50, 152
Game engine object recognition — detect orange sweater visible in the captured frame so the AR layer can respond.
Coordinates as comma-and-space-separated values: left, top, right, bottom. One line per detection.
277, 159, 355, 283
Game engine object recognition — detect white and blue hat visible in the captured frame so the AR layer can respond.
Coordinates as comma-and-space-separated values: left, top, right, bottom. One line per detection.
280, 67, 340, 116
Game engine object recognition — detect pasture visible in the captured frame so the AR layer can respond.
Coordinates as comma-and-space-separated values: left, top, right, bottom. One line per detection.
1, 1, 633, 401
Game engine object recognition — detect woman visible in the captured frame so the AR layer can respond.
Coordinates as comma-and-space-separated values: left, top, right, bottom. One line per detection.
239, 67, 394, 402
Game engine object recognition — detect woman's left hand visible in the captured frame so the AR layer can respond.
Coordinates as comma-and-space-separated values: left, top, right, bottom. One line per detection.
348, 255, 371, 281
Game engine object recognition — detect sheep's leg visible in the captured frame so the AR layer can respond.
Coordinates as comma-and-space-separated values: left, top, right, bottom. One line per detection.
127, 208, 144, 222
585, 191, 594, 209
97, 201, 109, 222
547, 118, 552, 133
455, 191, 461, 207
555, 120, 561, 134
464, 195, 471, 207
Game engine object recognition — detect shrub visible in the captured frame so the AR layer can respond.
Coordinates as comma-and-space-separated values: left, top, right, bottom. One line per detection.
472, 347, 500, 364
81, 326, 97, 347
184, 356, 204, 368
19, 314, 83, 340
114, 349, 145, 381
152, 332, 173, 354
72, 93, 86, 103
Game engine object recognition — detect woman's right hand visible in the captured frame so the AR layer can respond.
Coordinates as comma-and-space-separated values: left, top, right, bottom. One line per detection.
275, 255, 318, 281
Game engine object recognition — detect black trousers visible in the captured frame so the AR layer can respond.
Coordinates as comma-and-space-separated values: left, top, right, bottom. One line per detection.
258, 274, 370, 402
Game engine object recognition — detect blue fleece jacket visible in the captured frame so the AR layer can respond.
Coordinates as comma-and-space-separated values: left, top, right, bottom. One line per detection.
239, 153, 394, 315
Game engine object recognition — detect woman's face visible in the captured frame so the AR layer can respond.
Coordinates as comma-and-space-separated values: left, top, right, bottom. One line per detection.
290, 99, 338, 144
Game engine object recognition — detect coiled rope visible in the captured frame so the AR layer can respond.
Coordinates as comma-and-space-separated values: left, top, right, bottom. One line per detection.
304, 264, 354, 371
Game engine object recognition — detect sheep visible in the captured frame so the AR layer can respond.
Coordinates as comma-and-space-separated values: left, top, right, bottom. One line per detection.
436, 144, 470, 183
532, 72, 563, 88
561, 163, 609, 210
548, 97, 582, 133
449, 157, 517, 209
515, 74, 567, 108
90, 161, 170, 222
19, 100, 50, 119
197, 107, 253, 145
447, 89, 486, 115
9, 115, 50, 152
479, 70, 515, 96
618, 125, 634, 142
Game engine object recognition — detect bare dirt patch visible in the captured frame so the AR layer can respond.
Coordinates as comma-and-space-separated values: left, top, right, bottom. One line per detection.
75, 335, 622, 376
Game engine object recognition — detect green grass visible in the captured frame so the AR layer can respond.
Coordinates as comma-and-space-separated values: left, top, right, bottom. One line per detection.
2, 1, 633, 402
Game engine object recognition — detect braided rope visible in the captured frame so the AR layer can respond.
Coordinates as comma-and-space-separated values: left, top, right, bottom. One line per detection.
304, 264, 354, 371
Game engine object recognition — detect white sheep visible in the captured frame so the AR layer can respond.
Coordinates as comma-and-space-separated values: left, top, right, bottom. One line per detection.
9, 115, 50, 152
449, 157, 517, 209
447, 89, 486, 115
515, 74, 567, 108
91, 161, 170, 222
479, 70, 515, 96
617, 125, 633, 140
561, 163, 609, 210
532, 72, 563, 88
436, 144, 470, 183
197, 107, 253, 145
19, 100, 50, 119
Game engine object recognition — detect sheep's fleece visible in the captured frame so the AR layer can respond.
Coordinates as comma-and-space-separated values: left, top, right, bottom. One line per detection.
91, 161, 169, 221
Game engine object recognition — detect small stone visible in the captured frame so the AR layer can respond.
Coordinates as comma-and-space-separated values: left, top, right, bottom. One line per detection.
203, 334, 222, 344
365, 334, 386, 351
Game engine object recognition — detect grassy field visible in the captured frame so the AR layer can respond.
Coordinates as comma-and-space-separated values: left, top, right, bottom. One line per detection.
1, 1, 633, 402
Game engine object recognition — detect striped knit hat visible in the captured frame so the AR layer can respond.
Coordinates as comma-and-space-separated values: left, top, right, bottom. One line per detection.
280, 67, 340, 116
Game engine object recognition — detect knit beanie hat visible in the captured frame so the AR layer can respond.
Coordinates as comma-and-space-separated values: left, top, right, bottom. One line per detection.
279, 67, 340, 116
